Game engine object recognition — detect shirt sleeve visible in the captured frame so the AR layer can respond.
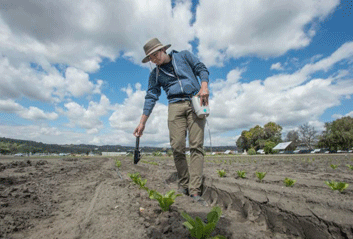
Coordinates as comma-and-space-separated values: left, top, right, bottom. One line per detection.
143, 70, 161, 116
183, 50, 210, 83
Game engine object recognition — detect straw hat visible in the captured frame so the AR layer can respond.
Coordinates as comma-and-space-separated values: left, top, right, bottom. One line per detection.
142, 38, 171, 63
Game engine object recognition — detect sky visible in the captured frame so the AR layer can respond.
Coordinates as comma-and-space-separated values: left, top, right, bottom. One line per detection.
0, 0, 352, 147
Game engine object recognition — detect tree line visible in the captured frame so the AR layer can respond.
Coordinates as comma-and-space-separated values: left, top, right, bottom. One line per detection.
236, 116, 353, 153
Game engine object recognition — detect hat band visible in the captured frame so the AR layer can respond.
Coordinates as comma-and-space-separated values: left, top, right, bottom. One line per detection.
146, 43, 163, 56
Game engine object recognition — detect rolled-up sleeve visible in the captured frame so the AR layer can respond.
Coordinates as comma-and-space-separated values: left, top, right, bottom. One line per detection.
184, 50, 209, 83
143, 71, 161, 116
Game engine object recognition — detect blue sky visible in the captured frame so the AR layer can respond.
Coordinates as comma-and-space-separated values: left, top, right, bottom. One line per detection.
0, 0, 352, 147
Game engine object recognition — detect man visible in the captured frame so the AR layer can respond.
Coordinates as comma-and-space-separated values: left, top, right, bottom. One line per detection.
133, 38, 210, 206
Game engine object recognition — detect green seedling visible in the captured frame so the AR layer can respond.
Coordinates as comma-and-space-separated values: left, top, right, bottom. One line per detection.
346, 164, 353, 170
181, 206, 226, 239
128, 172, 148, 190
115, 160, 121, 168
141, 160, 159, 166
284, 177, 296, 187
255, 172, 267, 182
148, 189, 181, 211
217, 170, 226, 177
330, 164, 338, 169
236, 170, 246, 179
325, 180, 349, 193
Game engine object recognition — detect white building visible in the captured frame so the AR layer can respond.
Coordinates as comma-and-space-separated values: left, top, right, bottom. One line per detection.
102, 152, 127, 156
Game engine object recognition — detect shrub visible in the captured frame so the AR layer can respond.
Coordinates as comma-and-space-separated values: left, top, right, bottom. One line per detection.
247, 148, 256, 155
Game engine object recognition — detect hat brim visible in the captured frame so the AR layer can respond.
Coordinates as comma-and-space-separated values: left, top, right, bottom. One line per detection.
142, 44, 171, 63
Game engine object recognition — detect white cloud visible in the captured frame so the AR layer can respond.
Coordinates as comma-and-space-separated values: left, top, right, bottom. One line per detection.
18, 107, 58, 121
65, 67, 95, 97
0, 55, 103, 103
62, 94, 113, 133
0, 0, 194, 72
0, 56, 54, 102
0, 124, 87, 144
0, 99, 23, 113
208, 42, 353, 136
0, 99, 58, 121
109, 83, 170, 146
194, 0, 340, 66
332, 111, 353, 119
270, 62, 284, 71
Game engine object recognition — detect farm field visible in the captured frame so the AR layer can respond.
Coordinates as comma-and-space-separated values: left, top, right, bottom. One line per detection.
0, 154, 353, 239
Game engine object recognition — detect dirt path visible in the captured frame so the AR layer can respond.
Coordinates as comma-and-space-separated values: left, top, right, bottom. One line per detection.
1, 154, 353, 239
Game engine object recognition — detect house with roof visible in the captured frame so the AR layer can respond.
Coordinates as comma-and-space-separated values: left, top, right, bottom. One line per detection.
273, 141, 293, 153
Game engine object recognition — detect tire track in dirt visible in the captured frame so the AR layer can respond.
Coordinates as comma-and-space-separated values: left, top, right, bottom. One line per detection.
79, 181, 104, 232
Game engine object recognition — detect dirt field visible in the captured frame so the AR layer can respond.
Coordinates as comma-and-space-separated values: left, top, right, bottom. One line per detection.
1, 153, 353, 239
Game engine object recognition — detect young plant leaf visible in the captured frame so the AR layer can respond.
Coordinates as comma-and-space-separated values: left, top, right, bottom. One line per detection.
255, 172, 267, 182
128, 172, 149, 190
236, 170, 246, 178
330, 164, 338, 169
181, 206, 224, 239
336, 182, 349, 192
148, 189, 181, 211
115, 160, 122, 168
284, 177, 296, 187
325, 180, 349, 193
217, 170, 226, 177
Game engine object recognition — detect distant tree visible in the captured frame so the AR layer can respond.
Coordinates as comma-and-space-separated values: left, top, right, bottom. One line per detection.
236, 130, 252, 151
236, 122, 283, 152
298, 123, 317, 150
264, 122, 282, 144
249, 125, 265, 150
318, 116, 353, 151
0, 142, 10, 155
285, 130, 300, 151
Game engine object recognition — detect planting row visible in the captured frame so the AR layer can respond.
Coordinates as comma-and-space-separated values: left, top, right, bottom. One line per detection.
216, 168, 350, 193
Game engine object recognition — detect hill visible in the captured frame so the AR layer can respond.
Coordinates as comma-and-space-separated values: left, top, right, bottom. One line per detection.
0, 137, 236, 155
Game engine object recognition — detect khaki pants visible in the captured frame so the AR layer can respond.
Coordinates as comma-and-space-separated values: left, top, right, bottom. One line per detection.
168, 101, 205, 195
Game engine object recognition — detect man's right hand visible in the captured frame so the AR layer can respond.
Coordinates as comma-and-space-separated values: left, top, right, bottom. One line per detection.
133, 123, 145, 137
134, 114, 149, 137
